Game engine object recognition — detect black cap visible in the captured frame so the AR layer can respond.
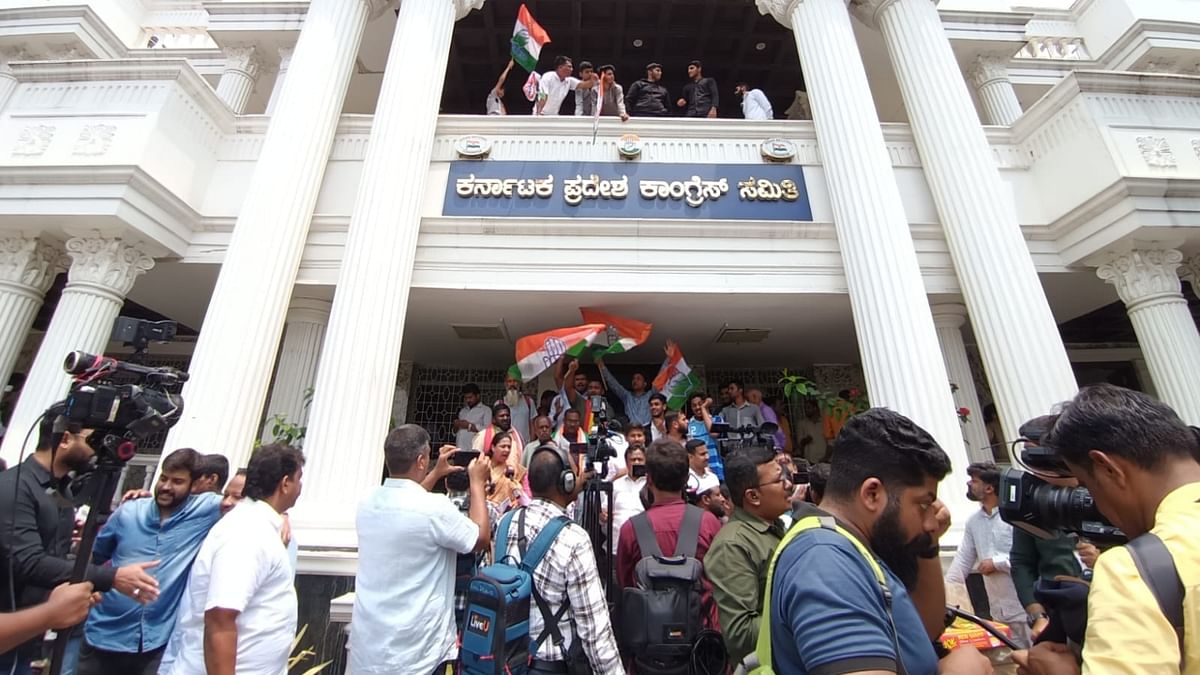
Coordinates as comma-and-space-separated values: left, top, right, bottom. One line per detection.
688, 60, 702, 68
646, 62, 662, 71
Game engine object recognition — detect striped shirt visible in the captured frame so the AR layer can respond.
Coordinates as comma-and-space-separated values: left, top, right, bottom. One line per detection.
496, 499, 622, 674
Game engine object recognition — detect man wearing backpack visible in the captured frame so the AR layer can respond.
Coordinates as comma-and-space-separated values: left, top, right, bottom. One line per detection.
1013, 385, 1200, 675
758, 409, 992, 675
491, 445, 623, 675
616, 438, 723, 672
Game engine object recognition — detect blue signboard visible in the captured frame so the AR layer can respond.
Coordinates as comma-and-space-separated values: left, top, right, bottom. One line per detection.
443, 160, 812, 222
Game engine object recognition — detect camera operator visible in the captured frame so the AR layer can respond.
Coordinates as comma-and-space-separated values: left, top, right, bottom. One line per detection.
1009, 417, 1085, 640
1013, 385, 1200, 675
350, 425, 491, 675
0, 409, 160, 675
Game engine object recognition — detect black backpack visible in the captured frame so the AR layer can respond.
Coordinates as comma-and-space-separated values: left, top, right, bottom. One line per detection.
620, 505, 706, 675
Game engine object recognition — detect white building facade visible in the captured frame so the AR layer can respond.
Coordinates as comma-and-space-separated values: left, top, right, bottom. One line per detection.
2, 0, 1200, 663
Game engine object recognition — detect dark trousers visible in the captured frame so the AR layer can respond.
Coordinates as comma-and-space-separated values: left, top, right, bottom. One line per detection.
75, 640, 164, 675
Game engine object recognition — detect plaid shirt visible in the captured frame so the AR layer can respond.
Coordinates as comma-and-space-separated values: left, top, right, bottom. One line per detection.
497, 499, 623, 674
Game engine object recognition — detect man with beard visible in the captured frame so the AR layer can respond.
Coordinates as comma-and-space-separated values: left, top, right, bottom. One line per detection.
648, 393, 668, 441
595, 357, 657, 427
554, 409, 587, 451
77, 448, 222, 675
665, 411, 688, 444
762, 409, 992, 675
944, 462, 1028, 648
0, 406, 159, 675
553, 359, 589, 426
625, 62, 671, 117
472, 403, 525, 470
496, 372, 536, 440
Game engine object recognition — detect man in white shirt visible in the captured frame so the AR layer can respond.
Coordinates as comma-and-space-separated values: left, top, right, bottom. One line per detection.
611, 434, 647, 552
164, 444, 304, 675
535, 55, 596, 116
350, 425, 491, 675
734, 82, 773, 120
455, 383, 492, 450
945, 461, 1030, 648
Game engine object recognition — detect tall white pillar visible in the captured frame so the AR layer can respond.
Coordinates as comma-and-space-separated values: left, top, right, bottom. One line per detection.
0, 238, 64, 395
165, 0, 386, 471
295, 0, 485, 550
1098, 249, 1200, 424
931, 303, 992, 463
0, 238, 154, 464
261, 296, 330, 442
215, 45, 263, 114
265, 47, 295, 116
757, 0, 971, 534
862, 0, 1078, 443
966, 53, 1022, 126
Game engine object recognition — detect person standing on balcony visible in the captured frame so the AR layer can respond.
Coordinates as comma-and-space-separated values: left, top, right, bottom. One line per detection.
535, 55, 596, 116
573, 61, 599, 117
678, 60, 719, 118
625, 63, 671, 117
487, 59, 514, 115
596, 65, 629, 121
735, 82, 773, 120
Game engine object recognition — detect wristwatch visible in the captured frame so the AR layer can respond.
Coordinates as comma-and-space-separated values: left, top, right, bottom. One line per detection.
1028, 611, 1049, 627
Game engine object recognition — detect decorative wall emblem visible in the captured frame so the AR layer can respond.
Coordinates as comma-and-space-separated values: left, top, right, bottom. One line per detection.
454, 135, 492, 159
12, 125, 55, 157
616, 134, 642, 160
73, 124, 117, 156
1136, 136, 1176, 168
1192, 138, 1200, 161
760, 138, 797, 163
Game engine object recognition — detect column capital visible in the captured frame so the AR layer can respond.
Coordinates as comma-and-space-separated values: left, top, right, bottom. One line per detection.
756, 0, 801, 28
221, 44, 263, 79
64, 237, 154, 297
967, 53, 1013, 89
286, 296, 332, 324
1179, 254, 1200, 287
0, 237, 66, 294
930, 302, 970, 329
848, 0, 914, 30
1097, 248, 1184, 307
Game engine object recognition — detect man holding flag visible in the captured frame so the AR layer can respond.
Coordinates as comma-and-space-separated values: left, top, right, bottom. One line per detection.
596, 65, 629, 121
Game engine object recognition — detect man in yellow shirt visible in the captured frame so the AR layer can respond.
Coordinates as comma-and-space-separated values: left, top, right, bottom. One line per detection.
1014, 384, 1200, 675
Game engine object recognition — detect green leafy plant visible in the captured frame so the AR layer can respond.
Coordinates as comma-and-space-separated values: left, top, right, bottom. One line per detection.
266, 388, 315, 447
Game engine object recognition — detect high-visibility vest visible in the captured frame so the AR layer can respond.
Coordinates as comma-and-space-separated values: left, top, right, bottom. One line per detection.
747, 514, 905, 675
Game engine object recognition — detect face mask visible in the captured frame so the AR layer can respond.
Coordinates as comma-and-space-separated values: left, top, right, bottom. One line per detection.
631, 464, 648, 479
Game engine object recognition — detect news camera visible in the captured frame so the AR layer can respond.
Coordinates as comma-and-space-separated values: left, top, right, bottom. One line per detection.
998, 440, 1125, 545
712, 420, 779, 457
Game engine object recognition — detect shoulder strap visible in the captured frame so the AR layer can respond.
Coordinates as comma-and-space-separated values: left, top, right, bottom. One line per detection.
752, 515, 906, 675
1126, 532, 1185, 670
631, 511, 663, 558
674, 505, 703, 558
522, 515, 571, 572
494, 509, 518, 563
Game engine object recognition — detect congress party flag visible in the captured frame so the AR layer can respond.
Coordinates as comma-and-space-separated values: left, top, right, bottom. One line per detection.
511, 5, 551, 73
654, 341, 702, 410
580, 308, 653, 358
513, 323, 607, 382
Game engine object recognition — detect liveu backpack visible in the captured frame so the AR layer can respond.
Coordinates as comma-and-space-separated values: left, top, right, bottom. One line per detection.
619, 505, 707, 675
460, 507, 571, 675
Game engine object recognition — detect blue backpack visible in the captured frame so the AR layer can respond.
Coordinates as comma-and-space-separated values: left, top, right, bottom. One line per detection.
460, 508, 571, 675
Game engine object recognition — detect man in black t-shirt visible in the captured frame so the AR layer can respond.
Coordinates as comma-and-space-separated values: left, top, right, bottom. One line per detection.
677, 60, 719, 118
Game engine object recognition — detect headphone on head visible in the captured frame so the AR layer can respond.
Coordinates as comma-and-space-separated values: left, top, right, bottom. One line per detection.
532, 444, 575, 495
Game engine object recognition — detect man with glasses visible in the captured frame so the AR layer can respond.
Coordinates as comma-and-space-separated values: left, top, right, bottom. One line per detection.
705, 447, 792, 667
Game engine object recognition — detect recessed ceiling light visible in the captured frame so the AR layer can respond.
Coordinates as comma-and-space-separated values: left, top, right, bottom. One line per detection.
755, 42, 767, 51
633, 39, 644, 48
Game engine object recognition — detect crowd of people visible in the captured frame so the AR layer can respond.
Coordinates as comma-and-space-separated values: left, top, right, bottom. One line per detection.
0, 375, 1197, 675
488, 56, 775, 121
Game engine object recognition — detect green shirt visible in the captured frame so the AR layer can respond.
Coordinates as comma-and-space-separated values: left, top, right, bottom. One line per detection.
705, 507, 786, 665
1010, 527, 1083, 608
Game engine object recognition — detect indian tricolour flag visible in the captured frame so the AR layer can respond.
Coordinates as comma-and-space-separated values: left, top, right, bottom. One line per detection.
580, 308, 652, 358
654, 342, 703, 410
511, 4, 550, 73
511, 323, 606, 382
